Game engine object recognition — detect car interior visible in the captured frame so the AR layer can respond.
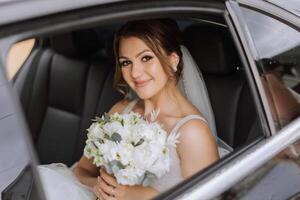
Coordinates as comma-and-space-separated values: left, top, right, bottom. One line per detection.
11, 17, 263, 167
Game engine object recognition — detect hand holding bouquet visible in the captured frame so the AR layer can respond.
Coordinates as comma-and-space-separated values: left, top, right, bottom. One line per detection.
84, 111, 179, 186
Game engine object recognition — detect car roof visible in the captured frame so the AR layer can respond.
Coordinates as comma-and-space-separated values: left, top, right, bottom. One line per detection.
265, 0, 300, 17
0, 0, 124, 26
0, 0, 227, 27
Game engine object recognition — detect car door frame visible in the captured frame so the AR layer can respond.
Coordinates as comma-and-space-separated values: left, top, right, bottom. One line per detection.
0, 1, 233, 199
162, 1, 300, 199
1, 0, 299, 200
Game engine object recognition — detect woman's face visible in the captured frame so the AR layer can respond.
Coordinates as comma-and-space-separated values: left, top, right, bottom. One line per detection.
118, 36, 169, 99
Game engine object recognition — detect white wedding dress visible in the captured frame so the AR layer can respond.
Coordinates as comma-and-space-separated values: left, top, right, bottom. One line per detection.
38, 99, 208, 200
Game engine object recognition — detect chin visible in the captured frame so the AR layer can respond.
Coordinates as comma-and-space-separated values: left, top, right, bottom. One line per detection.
136, 93, 152, 100
135, 90, 155, 100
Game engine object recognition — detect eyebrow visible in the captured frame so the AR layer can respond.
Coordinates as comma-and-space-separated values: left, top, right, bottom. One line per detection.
119, 49, 151, 60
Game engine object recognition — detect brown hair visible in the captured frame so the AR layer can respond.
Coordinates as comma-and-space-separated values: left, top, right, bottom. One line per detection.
113, 19, 183, 96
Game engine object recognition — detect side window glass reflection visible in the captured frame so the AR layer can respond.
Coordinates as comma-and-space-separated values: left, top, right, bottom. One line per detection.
241, 7, 300, 129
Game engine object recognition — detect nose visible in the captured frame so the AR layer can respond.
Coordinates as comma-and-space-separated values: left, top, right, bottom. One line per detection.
131, 62, 143, 79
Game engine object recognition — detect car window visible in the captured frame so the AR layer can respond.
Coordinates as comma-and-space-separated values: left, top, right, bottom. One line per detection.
6, 38, 35, 80
240, 7, 300, 130
4, 13, 264, 200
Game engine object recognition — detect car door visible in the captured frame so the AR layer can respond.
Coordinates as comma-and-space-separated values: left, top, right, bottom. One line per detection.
0, 46, 44, 199
0, 0, 264, 199
160, 1, 300, 199
0, 1, 299, 200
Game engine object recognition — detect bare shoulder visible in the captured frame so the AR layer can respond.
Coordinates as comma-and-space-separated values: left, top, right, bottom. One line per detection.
176, 118, 217, 153
176, 117, 219, 177
178, 118, 213, 141
176, 118, 219, 161
108, 98, 130, 115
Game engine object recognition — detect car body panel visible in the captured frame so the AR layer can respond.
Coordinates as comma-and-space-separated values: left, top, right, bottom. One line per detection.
219, 137, 300, 200
265, 0, 300, 17
171, 118, 300, 200
0, 0, 299, 200
0, 0, 124, 26
0, 61, 45, 199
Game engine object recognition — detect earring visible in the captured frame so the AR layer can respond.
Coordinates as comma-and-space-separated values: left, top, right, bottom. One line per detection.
172, 64, 178, 72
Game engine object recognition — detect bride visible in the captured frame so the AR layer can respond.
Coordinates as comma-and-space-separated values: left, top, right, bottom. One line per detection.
38, 19, 219, 200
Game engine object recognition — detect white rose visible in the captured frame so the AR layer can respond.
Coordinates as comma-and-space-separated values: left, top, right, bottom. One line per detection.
148, 152, 171, 178
149, 123, 167, 145
100, 141, 117, 162
103, 121, 127, 137
132, 142, 162, 169
119, 142, 134, 165
87, 122, 104, 139
125, 126, 145, 145
122, 114, 133, 126
84, 142, 105, 167
107, 142, 133, 165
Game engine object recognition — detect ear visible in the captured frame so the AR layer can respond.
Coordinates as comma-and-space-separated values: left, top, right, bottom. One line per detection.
169, 52, 180, 67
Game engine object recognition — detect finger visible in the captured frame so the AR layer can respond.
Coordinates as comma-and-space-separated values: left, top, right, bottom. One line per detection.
98, 187, 116, 200
100, 169, 118, 187
95, 185, 112, 200
93, 185, 104, 200
98, 176, 116, 196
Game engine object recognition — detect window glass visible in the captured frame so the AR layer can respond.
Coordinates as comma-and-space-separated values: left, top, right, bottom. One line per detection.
241, 7, 300, 129
6, 39, 35, 80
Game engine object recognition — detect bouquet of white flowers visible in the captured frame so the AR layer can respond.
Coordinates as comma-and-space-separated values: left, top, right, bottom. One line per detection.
84, 111, 179, 186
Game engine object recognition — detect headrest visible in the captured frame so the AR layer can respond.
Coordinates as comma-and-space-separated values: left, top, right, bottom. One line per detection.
183, 24, 240, 74
105, 34, 116, 65
50, 29, 102, 58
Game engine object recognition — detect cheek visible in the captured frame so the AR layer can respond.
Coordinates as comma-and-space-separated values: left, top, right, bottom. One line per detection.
146, 59, 162, 74
121, 68, 135, 88
121, 68, 130, 80
148, 61, 169, 82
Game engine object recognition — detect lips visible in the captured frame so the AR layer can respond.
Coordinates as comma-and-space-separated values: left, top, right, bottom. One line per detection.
134, 79, 151, 88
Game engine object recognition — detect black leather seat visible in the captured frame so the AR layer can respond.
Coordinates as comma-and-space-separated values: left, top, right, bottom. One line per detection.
183, 24, 261, 149
13, 29, 122, 166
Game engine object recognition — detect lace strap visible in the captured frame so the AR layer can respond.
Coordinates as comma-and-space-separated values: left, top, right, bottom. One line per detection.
170, 115, 207, 135
121, 99, 139, 114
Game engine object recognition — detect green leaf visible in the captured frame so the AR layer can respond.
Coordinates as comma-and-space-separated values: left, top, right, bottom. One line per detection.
104, 113, 110, 123
110, 160, 125, 169
142, 177, 151, 186
104, 134, 111, 140
111, 132, 122, 143
134, 138, 144, 147
145, 171, 156, 179
111, 165, 120, 174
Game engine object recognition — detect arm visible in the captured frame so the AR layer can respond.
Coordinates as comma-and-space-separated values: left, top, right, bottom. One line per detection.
72, 156, 99, 187
73, 99, 129, 187
177, 119, 219, 178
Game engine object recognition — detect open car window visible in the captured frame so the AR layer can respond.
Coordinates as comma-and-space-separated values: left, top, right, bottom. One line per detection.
0, 1, 272, 200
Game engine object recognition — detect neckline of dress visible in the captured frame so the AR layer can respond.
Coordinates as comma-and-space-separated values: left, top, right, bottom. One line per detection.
126, 99, 206, 134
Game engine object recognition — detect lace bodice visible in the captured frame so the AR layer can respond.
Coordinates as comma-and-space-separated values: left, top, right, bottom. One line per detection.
122, 99, 207, 192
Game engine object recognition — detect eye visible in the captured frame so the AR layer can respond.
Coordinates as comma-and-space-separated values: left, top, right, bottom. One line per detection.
141, 55, 153, 62
120, 60, 131, 68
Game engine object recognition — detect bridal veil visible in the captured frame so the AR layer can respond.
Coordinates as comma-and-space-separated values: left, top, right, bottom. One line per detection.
178, 45, 232, 156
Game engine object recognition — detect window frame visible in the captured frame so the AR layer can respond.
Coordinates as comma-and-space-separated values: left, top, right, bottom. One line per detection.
0, 0, 293, 199
231, 0, 300, 134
